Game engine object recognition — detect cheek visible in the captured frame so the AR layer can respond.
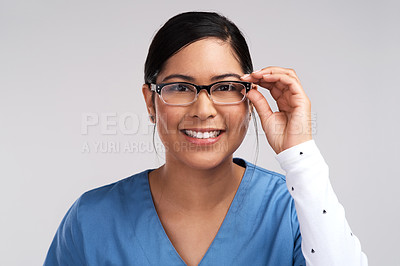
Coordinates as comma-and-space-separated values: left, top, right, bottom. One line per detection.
224, 105, 250, 133
236, 113, 250, 137
222, 107, 250, 153
157, 113, 177, 138
155, 103, 184, 138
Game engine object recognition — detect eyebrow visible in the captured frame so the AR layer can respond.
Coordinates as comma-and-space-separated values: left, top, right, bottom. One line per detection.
160, 73, 242, 83
211, 73, 242, 81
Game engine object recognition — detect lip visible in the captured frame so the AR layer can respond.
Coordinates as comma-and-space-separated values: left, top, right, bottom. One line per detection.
180, 128, 225, 145
181, 128, 224, 132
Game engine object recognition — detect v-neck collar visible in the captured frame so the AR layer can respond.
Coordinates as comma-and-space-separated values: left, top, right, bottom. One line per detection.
142, 158, 251, 265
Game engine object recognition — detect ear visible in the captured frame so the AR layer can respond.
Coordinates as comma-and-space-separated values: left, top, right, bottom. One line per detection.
142, 84, 156, 123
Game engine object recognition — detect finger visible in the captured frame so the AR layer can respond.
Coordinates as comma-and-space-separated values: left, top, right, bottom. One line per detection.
241, 76, 283, 91
246, 89, 274, 124
241, 66, 300, 83
250, 82, 287, 103
261, 73, 305, 96
257, 81, 274, 90
241, 73, 300, 92
244, 73, 301, 95
266, 86, 291, 111
258, 79, 287, 91
269, 86, 284, 101
240, 73, 261, 83
253, 66, 300, 82
239, 73, 276, 91
273, 80, 288, 91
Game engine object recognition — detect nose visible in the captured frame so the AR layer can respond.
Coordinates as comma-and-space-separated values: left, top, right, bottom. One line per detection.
188, 89, 217, 120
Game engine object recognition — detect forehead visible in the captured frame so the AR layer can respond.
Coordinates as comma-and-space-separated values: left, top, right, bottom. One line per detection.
157, 38, 243, 83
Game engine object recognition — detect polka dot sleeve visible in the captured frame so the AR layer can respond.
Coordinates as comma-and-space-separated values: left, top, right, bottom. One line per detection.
276, 140, 368, 265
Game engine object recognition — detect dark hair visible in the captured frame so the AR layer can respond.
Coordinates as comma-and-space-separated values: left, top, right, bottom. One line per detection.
144, 11, 253, 84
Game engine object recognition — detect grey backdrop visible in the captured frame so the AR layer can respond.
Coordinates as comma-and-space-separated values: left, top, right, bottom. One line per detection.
1, 0, 399, 265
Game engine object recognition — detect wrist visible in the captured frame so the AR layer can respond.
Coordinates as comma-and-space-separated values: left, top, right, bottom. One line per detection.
277, 136, 313, 155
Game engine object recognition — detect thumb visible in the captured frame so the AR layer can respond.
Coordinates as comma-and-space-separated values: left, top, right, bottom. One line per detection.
246, 89, 274, 126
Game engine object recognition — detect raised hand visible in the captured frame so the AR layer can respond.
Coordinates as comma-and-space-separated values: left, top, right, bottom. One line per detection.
241, 67, 312, 154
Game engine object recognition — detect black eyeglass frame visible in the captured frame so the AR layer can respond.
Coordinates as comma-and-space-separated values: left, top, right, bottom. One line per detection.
148, 80, 252, 106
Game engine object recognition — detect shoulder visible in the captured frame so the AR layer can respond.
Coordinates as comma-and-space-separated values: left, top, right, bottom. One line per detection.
76, 169, 152, 217
83, 169, 149, 196
46, 169, 155, 264
234, 157, 287, 188
233, 158, 300, 235
234, 157, 295, 215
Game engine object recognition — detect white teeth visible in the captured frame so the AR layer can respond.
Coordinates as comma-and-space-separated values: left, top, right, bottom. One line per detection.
184, 130, 221, 139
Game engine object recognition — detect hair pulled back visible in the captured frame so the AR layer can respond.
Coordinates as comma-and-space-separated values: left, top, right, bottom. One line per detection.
144, 11, 253, 84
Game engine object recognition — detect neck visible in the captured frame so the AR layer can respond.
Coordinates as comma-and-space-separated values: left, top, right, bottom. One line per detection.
149, 156, 245, 214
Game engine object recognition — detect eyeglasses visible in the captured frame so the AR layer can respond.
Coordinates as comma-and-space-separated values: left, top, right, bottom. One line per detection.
149, 81, 252, 106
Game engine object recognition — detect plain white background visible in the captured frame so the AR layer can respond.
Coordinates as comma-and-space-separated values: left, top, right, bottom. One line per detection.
1, 0, 399, 265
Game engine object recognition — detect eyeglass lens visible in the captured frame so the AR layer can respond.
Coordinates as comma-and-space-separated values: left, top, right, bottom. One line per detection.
161, 82, 246, 105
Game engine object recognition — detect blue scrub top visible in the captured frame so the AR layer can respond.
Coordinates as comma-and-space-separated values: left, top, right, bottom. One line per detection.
44, 158, 306, 265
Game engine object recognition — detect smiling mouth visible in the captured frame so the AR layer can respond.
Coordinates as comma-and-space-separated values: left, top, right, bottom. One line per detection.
182, 130, 222, 139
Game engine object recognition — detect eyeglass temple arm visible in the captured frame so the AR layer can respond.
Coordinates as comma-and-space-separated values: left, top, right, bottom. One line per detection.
148, 84, 160, 93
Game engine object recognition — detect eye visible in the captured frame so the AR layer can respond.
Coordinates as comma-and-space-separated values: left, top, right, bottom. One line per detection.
167, 84, 192, 92
213, 82, 241, 92
214, 83, 232, 91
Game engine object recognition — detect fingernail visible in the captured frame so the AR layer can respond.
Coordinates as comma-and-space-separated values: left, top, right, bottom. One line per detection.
241, 74, 250, 79
263, 74, 271, 78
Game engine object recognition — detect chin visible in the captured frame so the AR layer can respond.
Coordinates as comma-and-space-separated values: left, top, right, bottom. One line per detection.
179, 151, 232, 170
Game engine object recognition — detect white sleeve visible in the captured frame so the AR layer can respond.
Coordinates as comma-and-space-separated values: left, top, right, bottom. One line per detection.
275, 140, 368, 266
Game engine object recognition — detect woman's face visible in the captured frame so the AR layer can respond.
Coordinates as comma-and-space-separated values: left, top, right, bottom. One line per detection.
144, 38, 251, 170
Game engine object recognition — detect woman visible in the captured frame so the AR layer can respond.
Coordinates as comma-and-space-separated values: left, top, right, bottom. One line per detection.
45, 12, 367, 265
